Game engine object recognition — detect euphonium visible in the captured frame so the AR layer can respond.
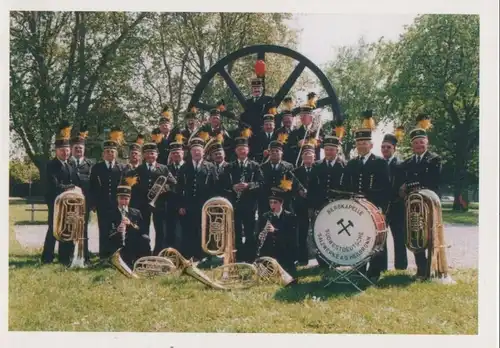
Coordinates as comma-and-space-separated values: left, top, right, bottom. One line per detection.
53, 187, 86, 268
148, 174, 175, 208
405, 188, 455, 284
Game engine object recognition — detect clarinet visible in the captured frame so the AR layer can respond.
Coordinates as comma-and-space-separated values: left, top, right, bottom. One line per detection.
256, 219, 278, 257
235, 164, 246, 202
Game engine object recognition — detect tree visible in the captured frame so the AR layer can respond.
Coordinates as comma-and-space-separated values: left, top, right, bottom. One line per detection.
379, 14, 479, 211
323, 37, 389, 159
127, 12, 303, 129
9, 11, 148, 184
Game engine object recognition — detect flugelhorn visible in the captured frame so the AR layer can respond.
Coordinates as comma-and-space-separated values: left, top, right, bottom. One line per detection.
404, 186, 455, 284
253, 256, 296, 287
53, 186, 87, 268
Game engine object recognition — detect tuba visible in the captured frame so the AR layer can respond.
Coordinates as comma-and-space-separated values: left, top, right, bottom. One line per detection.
404, 187, 455, 284
53, 187, 86, 268
200, 197, 260, 289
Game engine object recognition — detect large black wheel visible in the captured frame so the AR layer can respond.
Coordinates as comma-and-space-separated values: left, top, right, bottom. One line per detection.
189, 44, 343, 124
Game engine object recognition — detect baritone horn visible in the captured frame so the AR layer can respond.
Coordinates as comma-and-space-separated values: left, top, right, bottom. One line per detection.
53, 186, 86, 268
405, 187, 455, 284
148, 174, 175, 208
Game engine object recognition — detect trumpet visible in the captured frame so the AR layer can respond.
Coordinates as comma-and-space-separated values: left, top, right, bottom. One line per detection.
148, 174, 176, 208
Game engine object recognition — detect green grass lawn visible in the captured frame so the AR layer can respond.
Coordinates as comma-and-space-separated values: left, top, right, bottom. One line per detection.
8, 201, 478, 334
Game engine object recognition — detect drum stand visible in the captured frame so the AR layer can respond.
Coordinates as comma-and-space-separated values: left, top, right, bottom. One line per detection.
318, 254, 376, 293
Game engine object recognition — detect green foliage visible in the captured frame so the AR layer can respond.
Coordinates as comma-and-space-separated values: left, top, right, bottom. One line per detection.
10, 159, 40, 184
379, 15, 479, 205
323, 38, 389, 158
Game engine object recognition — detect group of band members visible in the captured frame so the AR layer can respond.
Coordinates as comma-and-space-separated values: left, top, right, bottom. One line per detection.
41, 95, 440, 281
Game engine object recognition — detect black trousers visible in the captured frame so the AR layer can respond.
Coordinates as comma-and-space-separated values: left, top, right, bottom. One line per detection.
41, 203, 75, 265
294, 203, 311, 263
180, 204, 203, 260
140, 206, 162, 255
388, 205, 408, 270
96, 205, 116, 260
234, 205, 257, 262
158, 207, 180, 254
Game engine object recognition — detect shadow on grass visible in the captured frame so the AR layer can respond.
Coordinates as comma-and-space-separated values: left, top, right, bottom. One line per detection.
273, 271, 415, 302
9, 254, 42, 269
14, 220, 48, 226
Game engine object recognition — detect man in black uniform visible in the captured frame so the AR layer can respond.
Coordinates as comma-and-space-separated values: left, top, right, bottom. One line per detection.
165, 140, 185, 251
287, 104, 325, 166
273, 110, 296, 164
240, 77, 274, 132
250, 114, 276, 163
197, 108, 233, 157
41, 121, 81, 265
219, 137, 264, 261
157, 106, 175, 165
398, 115, 442, 279
129, 142, 176, 255
109, 184, 151, 270
177, 137, 217, 261
343, 112, 391, 281
123, 135, 144, 210
256, 183, 298, 277
273, 96, 294, 130
309, 136, 346, 211
258, 140, 294, 218
69, 126, 93, 264
291, 143, 316, 265
381, 132, 407, 270
89, 128, 127, 260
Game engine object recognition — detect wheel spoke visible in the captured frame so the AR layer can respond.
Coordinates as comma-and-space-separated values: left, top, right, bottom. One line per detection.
273, 62, 306, 105
218, 68, 247, 107
316, 97, 333, 108
195, 102, 216, 112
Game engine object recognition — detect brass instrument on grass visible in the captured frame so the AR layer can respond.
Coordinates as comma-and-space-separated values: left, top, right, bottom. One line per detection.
53, 187, 87, 268
253, 256, 296, 287
405, 187, 455, 284
110, 248, 139, 279
133, 256, 177, 277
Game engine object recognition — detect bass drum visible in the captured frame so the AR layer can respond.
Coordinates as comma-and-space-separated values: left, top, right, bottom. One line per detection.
313, 198, 387, 266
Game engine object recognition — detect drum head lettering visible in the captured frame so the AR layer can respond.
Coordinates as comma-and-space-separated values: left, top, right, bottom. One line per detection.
313, 199, 376, 266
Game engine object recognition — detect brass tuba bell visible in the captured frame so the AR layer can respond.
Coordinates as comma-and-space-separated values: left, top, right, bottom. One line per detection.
53, 187, 87, 268
405, 188, 455, 284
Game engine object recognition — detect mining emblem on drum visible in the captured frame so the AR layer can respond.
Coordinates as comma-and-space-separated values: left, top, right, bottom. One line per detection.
313, 199, 384, 266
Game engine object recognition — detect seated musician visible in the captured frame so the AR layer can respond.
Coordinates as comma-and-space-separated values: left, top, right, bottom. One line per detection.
256, 179, 298, 277
398, 114, 442, 279
110, 183, 151, 269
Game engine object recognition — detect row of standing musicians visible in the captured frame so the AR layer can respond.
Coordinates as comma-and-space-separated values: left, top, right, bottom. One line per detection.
41, 112, 440, 281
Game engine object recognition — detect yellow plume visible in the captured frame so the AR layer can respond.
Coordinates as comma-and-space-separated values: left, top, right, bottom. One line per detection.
151, 133, 163, 144
215, 133, 224, 142
269, 107, 278, 115
79, 131, 88, 139
198, 131, 210, 141
307, 92, 318, 108
283, 98, 294, 111
60, 126, 71, 139
307, 138, 318, 147
394, 126, 405, 142
362, 117, 376, 130
109, 130, 124, 145
416, 114, 432, 130
125, 176, 138, 187
175, 133, 184, 143
277, 132, 289, 144
279, 176, 293, 192
240, 128, 252, 138
335, 126, 345, 139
